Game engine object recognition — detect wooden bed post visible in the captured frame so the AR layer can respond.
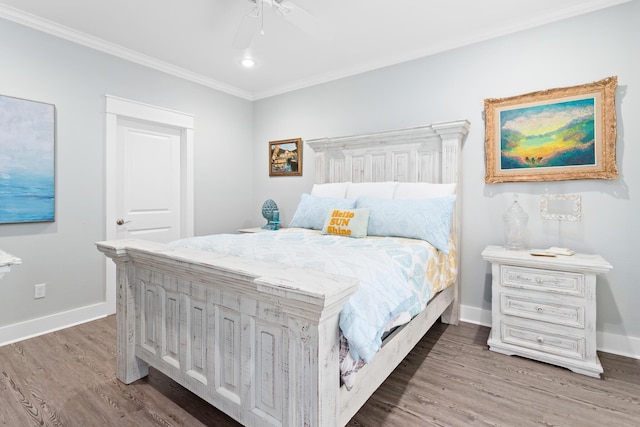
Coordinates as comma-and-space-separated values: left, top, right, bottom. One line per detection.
255, 275, 358, 427
285, 313, 340, 426
434, 121, 468, 326
98, 243, 149, 384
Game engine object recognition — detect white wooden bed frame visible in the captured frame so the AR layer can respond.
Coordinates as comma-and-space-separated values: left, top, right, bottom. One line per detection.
96, 119, 469, 427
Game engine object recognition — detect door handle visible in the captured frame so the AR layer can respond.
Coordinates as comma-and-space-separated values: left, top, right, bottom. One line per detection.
116, 219, 132, 226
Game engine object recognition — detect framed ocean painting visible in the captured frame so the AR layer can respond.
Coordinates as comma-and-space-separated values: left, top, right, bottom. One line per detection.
484, 76, 618, 183
0, 94, 55, 224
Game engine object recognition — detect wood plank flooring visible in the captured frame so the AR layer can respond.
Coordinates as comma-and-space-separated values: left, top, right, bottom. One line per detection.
1, 316, 638, 426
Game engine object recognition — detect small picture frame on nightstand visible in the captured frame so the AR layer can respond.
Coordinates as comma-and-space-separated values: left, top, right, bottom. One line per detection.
540, 194, 582, 221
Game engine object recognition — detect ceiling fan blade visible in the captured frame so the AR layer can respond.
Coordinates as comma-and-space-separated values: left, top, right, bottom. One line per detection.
232, 7, 261, 49
279, 1, 327, 40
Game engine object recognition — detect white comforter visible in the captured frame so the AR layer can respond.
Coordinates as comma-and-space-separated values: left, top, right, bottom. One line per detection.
169, 228, 448, 364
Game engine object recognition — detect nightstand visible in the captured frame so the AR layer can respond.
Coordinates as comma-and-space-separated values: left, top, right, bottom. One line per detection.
481, 245, 612, 378
238, 227, 267, 233
238, 227, 285, 233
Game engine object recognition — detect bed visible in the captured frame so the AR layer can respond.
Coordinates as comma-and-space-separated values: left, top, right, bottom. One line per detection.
96, 119, 469, 427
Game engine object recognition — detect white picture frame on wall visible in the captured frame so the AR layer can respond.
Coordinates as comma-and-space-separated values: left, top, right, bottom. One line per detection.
540, 194, 582, 221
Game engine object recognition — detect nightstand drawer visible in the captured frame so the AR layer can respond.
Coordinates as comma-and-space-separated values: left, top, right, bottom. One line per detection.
500, 293, 584, 328
500, 322, 585, 360
501, 265, 584, 296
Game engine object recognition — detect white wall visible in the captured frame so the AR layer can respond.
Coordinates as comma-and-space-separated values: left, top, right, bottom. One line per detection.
252, 2, 640, 356
0, 18, 253, 342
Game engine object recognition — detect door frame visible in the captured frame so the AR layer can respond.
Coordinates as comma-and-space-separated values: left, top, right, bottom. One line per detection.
105, 95, 194, 313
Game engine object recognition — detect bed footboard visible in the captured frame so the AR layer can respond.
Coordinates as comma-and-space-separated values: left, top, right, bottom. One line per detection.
97, 239, 358, 427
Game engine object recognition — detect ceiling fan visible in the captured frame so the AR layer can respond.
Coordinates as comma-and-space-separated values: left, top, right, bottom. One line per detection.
232, 0, 323, 49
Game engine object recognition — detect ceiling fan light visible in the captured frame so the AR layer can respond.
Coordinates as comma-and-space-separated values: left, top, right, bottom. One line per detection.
241, 58, 256, 68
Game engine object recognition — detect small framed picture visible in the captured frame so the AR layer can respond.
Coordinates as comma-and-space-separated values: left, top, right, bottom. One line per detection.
484, 76, 618, 183
540, 194, 582, 221
269, 138, 302, 177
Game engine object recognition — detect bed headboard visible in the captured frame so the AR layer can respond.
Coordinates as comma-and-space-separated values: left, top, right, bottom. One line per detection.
305, 120, 470, 185
306, 119, 470, 321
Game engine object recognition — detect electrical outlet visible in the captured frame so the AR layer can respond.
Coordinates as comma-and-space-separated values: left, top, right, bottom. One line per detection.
34, 283, 46, 299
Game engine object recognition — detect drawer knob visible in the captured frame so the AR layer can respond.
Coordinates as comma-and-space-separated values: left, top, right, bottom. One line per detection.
536, 306, 544, 313
537, 336, 544, 344
536, 277, 544, 284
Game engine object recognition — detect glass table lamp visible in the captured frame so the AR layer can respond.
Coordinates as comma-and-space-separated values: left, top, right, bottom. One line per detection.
503, 194, 528, 250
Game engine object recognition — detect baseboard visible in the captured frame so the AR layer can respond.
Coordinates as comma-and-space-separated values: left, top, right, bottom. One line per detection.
2, 302, 639, 361
597, 330, 640, 360
460, 304, 640, 360
460, 304, 493, 327
0, 302, 113, 347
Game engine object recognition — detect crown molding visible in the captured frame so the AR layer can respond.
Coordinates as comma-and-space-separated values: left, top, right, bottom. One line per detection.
252, 0, 633, 100
0, 4, 253, 100
0, 0, 631, 102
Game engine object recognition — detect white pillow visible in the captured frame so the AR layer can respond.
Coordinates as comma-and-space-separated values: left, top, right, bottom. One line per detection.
394, 182, 457, 200
346, 182, 397, 199
310, 182, 350, 198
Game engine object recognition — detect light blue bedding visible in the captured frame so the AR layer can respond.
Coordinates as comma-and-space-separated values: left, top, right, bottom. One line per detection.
169, 228, 441, 363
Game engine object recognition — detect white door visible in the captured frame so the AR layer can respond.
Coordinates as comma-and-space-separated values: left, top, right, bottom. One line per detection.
116, 118, 182, 242
105, 95, 194, 314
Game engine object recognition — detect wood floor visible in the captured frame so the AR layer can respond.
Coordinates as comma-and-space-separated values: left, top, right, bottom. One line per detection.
1, 316, 638, 426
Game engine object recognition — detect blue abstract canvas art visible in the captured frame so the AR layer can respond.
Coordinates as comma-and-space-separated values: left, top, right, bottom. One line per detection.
499, 97, 596, 170
0, 95, 55, 224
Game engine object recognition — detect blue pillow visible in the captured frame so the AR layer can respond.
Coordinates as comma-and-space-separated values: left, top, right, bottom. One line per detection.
356, 195, 456, 253
289, 193, 356, 230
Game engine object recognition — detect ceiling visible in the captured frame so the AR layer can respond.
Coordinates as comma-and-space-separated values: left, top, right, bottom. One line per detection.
0, 0, 630, 100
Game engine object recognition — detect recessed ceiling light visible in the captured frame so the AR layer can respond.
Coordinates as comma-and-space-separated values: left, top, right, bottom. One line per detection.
241, 58, 255, 68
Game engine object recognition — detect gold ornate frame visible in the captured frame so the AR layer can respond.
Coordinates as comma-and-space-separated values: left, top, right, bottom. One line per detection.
484, 76, 618, 183
269, 138, 302, 177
